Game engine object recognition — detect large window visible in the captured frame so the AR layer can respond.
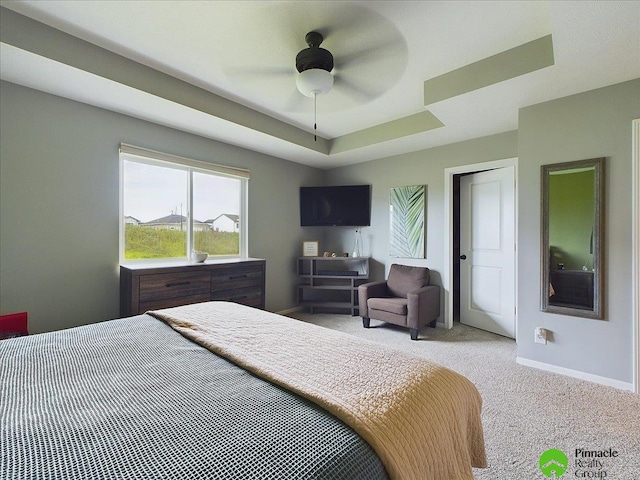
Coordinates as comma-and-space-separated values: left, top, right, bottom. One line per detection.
119, 144, 249, 262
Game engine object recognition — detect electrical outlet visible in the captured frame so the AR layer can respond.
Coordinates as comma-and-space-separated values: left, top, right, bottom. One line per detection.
535, 327, 547, 344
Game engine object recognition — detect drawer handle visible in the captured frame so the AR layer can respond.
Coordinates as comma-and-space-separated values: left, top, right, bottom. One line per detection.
166, 281, 191, 287
229, 274, 248, 280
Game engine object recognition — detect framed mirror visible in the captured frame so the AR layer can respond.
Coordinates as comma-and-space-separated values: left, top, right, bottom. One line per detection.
541, 157, 605, 319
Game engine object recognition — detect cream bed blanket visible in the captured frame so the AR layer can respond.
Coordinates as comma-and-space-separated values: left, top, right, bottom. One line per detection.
149, 302, 486, 480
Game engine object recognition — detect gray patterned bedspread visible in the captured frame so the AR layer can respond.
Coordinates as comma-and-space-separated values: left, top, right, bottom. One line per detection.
0, 314, 388, 480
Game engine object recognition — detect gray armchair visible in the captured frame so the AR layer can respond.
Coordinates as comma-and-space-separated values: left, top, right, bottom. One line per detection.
358, 264, 440, 340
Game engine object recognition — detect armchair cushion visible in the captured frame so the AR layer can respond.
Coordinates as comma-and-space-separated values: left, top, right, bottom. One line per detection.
386, 264, 430, 298
367, 297, 408, 316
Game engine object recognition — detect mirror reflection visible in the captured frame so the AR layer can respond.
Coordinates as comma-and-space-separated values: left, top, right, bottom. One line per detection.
541, 158, 604, 319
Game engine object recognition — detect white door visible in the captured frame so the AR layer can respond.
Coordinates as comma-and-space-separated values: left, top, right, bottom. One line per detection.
460, 167, 515, 338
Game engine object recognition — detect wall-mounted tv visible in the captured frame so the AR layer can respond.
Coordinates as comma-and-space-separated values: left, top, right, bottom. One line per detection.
300, 185, 371, 227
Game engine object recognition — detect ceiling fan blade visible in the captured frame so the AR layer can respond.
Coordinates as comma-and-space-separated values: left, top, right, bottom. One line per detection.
311, 4, 399, 49
331, 36, 407, 102
225, 65, 294, 78
336, 39, 406, 71
282, 89, 309, 112
333, 75, 376, 103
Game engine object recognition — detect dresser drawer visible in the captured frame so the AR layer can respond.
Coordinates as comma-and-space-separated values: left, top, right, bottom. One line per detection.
140, 294, 211, 313
210, 286, 263, 307
210, 265, 263, 292
139, 271, 211, 302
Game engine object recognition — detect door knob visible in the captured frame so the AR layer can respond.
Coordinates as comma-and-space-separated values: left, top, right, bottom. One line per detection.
460, 255, 467, 260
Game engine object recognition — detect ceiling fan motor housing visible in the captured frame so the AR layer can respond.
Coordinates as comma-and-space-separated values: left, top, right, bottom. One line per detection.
296, 31, 334, 73
296, 48, 334, 73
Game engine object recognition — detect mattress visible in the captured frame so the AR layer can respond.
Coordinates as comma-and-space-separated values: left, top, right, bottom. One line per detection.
0, 314, 387, 480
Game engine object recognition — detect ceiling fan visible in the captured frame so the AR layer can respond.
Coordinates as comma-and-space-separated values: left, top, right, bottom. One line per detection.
222, 4, 408, 138
294, 31, 335, 140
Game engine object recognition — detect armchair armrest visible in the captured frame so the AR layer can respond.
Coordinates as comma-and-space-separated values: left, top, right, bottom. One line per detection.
358, 281, 388, 318
407, 285, 440, 329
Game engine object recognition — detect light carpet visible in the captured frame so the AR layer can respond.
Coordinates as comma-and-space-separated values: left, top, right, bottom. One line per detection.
289, 312, 640, 480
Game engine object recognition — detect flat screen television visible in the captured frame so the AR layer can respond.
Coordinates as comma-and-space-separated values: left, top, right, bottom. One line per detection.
300, 185, 371, 227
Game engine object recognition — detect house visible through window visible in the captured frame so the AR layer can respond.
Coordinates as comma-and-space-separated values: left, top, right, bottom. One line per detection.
119, 144, 249, 261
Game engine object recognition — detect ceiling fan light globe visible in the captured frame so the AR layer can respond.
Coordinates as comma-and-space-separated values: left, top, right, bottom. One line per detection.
296, 69, 334, 97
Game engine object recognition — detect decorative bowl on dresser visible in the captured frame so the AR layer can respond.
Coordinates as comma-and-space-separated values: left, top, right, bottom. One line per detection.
120, 258, 265, 317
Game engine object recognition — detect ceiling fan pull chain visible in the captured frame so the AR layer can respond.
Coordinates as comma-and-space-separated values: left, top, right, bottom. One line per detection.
314, 93, 317, 142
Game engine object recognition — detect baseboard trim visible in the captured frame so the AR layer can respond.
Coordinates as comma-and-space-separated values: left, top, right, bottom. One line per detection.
516, 357, 633, 392
276, 306, 305, 316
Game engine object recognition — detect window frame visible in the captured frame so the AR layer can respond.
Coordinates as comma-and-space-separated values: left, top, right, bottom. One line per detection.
119, 144, 249, 263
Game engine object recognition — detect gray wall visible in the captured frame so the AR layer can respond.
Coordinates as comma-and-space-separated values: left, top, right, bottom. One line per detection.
324, 131, 519, 311
0, 81, 322, 333
326, 79, 639, 385
517, 79, 640, 383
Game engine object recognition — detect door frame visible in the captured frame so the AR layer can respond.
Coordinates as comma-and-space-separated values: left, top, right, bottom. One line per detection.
443, 157, 518, 330
632, 119, 640, 394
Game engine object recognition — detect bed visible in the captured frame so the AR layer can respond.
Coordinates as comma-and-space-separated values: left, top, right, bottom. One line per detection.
1, 302, 486, 479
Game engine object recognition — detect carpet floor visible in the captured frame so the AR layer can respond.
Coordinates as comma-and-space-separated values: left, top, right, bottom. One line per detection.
289, 312, 640, 480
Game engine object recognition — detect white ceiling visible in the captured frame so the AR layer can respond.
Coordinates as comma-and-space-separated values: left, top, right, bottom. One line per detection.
1, 1, 639, 169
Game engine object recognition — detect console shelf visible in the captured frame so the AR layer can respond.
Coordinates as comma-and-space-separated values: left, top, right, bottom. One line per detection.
297, 256, 370, 315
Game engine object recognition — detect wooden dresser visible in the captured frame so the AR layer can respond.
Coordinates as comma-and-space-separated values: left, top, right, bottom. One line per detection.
120, 258, 265, 317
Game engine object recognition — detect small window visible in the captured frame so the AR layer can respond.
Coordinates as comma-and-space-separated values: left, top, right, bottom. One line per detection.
119, 144, 249, 262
